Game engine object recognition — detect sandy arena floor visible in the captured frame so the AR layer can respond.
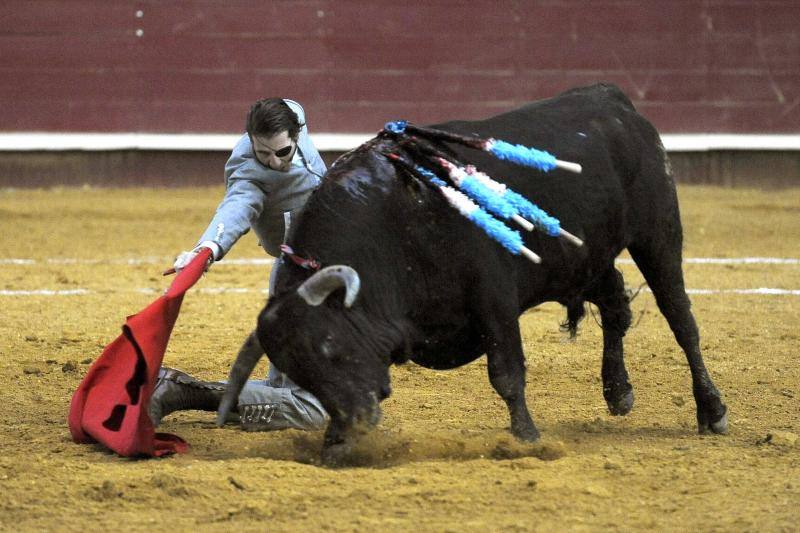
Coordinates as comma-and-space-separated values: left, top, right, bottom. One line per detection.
1, 185, 798, 531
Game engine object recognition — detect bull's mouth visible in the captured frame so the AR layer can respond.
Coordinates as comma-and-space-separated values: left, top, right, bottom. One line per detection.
334, 398, 383, 435
320, 396, 382, 467
359, 390, 384, 425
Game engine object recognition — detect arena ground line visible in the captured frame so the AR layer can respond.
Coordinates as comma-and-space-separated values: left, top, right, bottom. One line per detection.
0, 257, 798, 266
2, 287, 799, 297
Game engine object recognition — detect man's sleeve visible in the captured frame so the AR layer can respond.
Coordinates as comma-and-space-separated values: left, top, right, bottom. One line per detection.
196, 178, 266, 259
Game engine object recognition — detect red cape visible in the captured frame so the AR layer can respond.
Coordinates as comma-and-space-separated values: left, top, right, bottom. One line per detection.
68, 248, 213, 457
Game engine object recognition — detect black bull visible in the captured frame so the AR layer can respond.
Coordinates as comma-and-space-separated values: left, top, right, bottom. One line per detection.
217, 84, 728, 464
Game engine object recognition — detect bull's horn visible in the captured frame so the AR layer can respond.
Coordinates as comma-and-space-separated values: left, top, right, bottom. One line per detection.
297, 265, 361, 308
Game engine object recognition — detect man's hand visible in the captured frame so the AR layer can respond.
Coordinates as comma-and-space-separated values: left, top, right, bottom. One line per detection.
165, 241, 221, 275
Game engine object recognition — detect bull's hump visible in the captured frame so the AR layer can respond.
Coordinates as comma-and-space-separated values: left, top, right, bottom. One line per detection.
326, 144, 396, 201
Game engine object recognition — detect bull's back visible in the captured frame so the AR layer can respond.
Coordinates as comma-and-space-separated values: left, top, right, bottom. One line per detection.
436, 84, 651, 189
432, 84, 674, 300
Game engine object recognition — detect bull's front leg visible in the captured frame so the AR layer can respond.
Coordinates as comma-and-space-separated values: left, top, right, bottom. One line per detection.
483, 321, 540, 442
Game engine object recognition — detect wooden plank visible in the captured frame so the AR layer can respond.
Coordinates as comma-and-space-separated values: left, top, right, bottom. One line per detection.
322, 101, 546, 132
133, 34, 329, 70
326, 34, 523, 71
708, 34, 800, 71
0, 32, 329, 70
17, 66, 794, 119
514, 32, 709, 71
323, 71, 522, 104
704, 72, 799, 104
324, 69, 800, 111
0, 68, 329, 104
0, 1, 133, 33
0, 34, 140, 69
139, 1, 327, 36
614, 71, 800, 104
0, 100, 144, 131
566, 1, 707, 36
323, 99, 800, 134
3, 95, 798, 135
0, 100, 244, 132
706, 1, 800, 35
636, 101, 800, 133
326, 0, 525, 37
0, 69, 146, 101
137, 70, 329, 104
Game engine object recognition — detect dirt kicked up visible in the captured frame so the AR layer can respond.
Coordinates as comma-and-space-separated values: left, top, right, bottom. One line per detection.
1, 185, 799, 531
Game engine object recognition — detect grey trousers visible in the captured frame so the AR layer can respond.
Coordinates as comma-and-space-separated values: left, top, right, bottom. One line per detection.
233, 364, 329, 431
229, 208, 329, 432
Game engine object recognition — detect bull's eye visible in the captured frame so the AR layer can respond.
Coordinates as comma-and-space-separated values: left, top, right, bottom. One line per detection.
320, 334, 336, 359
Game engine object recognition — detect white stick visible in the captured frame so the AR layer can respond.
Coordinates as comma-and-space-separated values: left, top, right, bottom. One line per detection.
520, 246, 542, 264
559, 228, 584, 247
512, 214, 534, 232
555, 160, 582, 173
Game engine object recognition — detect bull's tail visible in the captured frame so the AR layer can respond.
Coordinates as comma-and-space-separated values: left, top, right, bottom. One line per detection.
559, 299, 586, 339
216, 330, 264, 427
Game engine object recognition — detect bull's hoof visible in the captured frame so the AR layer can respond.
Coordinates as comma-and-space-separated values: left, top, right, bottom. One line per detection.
511, 423, 541, 443
320, 442, 353, 468
606, 389, 635, 416
698, 406, 729, 435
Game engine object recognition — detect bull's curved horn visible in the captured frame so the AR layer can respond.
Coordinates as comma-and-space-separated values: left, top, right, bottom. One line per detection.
297, 265, 361, 308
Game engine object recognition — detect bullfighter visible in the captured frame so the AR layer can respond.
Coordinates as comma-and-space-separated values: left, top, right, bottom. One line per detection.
149, 98, 329, 432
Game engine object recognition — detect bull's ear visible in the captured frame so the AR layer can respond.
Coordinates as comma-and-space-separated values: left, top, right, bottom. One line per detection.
297, 265, 361, 308
262, 300, 281, 323
261, 288, 287, 318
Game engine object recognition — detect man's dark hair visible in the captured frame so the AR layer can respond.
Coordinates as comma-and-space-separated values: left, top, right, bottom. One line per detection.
246, 98, 303, 140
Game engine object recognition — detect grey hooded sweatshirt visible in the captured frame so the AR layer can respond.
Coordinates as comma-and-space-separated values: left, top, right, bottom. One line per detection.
197, 99, 327, 259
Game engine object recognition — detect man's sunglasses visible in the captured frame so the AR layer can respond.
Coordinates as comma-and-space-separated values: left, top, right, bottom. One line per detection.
272, 143, 293, 158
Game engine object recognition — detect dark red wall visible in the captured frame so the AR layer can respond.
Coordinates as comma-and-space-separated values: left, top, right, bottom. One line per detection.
2, 1, 798, 134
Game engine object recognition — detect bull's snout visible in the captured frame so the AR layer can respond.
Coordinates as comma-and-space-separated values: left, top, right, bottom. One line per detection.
360, 391, 383, 427
320, 392, 382, 467
335, 391, 382, 430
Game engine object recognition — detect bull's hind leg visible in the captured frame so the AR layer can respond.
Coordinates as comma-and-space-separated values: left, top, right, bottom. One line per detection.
586, 268, 634, 416
629, 243, 728, 434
